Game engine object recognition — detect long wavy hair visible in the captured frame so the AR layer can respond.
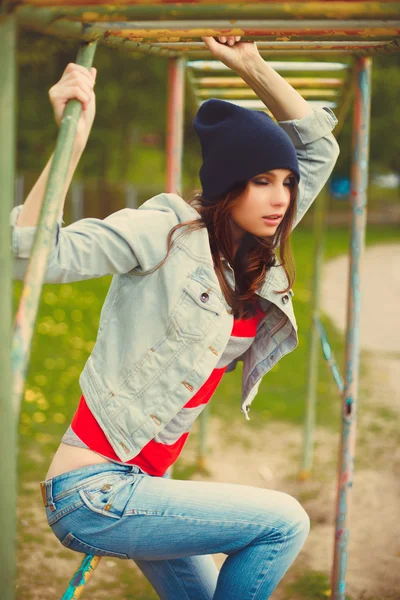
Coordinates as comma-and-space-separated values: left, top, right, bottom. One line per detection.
147, 180, 298, 320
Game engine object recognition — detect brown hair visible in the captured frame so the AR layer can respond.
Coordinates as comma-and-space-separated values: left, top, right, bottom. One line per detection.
148, 181, 298, 320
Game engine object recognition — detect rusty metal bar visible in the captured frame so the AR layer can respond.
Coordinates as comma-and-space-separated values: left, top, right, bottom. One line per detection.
196, 76, 345, 88
188, 60, 350, 72
84, 21, 400, 43
166, 56, 186, 195
331, 56, 372, 600
196, 88, 338, 98
0, 15, 17, 600
156, 40, 396, 53
11, 41, 97, 417
209, 99, 337, 112
14, 3, 400, 22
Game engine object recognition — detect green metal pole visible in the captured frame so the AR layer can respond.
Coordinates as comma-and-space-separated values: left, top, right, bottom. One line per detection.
0, 14, 17, 600
300, 189, 329, 479
11, 40, 97, 417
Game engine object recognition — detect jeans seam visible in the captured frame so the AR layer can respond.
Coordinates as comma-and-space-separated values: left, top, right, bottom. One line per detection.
52, 473, 120, 503
251, 533, 287, 599
145, 559, 192, 600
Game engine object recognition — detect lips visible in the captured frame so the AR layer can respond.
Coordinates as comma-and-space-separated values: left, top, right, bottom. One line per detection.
262, 215, 283, 224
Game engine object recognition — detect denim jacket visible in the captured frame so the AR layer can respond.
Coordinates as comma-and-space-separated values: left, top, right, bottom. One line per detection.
11, 107, 339, 462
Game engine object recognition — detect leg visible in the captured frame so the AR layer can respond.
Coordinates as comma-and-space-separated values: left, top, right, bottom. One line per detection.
48, 465, 309, 600
134, 554, 219, 600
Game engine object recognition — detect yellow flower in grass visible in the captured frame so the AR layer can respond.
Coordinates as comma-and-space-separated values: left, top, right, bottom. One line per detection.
32, 412, 46, 424
52, 413, 66, 424
36, 433, 54, 444
24, 389, 36, 403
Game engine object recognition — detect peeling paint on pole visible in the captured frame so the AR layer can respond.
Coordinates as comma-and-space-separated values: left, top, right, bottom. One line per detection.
62, 555, 101, 599
331, 56, 372, 600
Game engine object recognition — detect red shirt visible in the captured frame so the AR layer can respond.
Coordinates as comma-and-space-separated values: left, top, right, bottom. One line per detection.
70, 301, 265, 476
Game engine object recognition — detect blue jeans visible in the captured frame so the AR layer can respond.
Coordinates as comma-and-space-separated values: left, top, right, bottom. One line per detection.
42, 462, 310, 599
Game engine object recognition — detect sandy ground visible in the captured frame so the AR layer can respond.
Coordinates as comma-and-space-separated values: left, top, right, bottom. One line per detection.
17, 243, 400, 599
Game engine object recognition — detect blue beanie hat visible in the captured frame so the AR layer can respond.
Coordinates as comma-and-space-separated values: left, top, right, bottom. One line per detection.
193, 98, 300, 202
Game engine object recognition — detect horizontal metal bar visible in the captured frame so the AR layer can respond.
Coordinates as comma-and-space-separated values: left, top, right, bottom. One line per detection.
314, 316, 345, 394
196, 88, 338, 99
195, 76, 345, 88
205, 99, 337, 110
90, 19, 400, 31
153, 40, 389, 50
14, 3, 400, 22
187, 46, 399, 57
188, 60, 350, 72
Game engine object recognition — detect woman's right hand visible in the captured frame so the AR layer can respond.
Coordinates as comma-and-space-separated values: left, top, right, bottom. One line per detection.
49, 62, 97, 151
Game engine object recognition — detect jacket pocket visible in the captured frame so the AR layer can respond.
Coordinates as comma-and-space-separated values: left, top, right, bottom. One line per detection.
170, 276, 223, 340
78, 472, 144, 520
61, 531, 129, 559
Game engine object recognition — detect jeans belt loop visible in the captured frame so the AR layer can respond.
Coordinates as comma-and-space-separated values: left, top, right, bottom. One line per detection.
40, 480, 56, 511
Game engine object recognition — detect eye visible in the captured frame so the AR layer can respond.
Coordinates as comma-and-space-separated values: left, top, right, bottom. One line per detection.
253, 179, 269, 186
284, 178, 296, 187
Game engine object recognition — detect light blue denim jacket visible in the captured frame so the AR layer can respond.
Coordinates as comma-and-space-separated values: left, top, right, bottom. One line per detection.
11, 107, 339, 462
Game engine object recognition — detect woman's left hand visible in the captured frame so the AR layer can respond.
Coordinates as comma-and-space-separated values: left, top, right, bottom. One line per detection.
202, 36, 262, 75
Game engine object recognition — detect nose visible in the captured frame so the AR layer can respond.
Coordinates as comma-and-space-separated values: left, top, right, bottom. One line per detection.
271, 183, 290, 208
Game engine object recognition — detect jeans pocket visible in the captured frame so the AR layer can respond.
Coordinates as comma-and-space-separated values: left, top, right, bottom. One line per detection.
79, 471, 144, 520
61, 532, 129, 559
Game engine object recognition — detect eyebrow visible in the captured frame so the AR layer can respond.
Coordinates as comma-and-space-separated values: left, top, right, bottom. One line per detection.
259, 171, 294, 179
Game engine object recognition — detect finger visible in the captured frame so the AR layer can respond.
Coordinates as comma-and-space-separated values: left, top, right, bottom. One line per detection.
201, 36, 221, 51
63, 63, 96, 87
235, 36, 241, 42
219, 36, 227, 43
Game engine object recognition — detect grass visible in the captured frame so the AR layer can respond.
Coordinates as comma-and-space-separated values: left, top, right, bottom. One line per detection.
283, 571, 352, 600
13, 222, 398, 599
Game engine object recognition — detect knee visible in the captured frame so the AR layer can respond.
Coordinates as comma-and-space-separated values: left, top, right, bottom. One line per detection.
282, 494, 310, 542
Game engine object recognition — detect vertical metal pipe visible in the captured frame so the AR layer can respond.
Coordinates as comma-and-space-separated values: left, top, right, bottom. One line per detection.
0, 14, 17, 600
166, 56, 185, 195
301, 189, 329, 478
331, 56, 372, 600
11, 40, 97, 417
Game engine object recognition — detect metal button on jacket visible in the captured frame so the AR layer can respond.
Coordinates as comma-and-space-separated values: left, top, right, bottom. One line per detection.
200, 292, 209, 303
282, 294, 290, 304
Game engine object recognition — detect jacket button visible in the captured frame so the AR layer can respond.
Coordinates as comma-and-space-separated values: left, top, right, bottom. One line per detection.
282, 294, 290, 304
200, 292, 209, 303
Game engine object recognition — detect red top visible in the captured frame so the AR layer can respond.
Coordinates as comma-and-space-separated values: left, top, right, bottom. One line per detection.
71, 301, 265, 476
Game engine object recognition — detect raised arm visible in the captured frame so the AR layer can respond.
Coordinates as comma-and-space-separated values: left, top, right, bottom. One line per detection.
202, 36, 340, 230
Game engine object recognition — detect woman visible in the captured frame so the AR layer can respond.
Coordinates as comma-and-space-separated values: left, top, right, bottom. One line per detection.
12, 36, 339, 599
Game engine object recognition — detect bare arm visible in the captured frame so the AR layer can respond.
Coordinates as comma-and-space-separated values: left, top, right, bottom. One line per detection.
16, 62, 97, 228
16, 148, 83, 227
202, 36, 313, 121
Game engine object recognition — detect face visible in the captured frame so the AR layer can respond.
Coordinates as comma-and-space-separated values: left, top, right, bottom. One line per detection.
229, 169, 295, 248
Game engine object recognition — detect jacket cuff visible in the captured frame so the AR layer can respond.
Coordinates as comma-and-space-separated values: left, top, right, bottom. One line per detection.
278, 106, 338, 148
10, 205, 63, 259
